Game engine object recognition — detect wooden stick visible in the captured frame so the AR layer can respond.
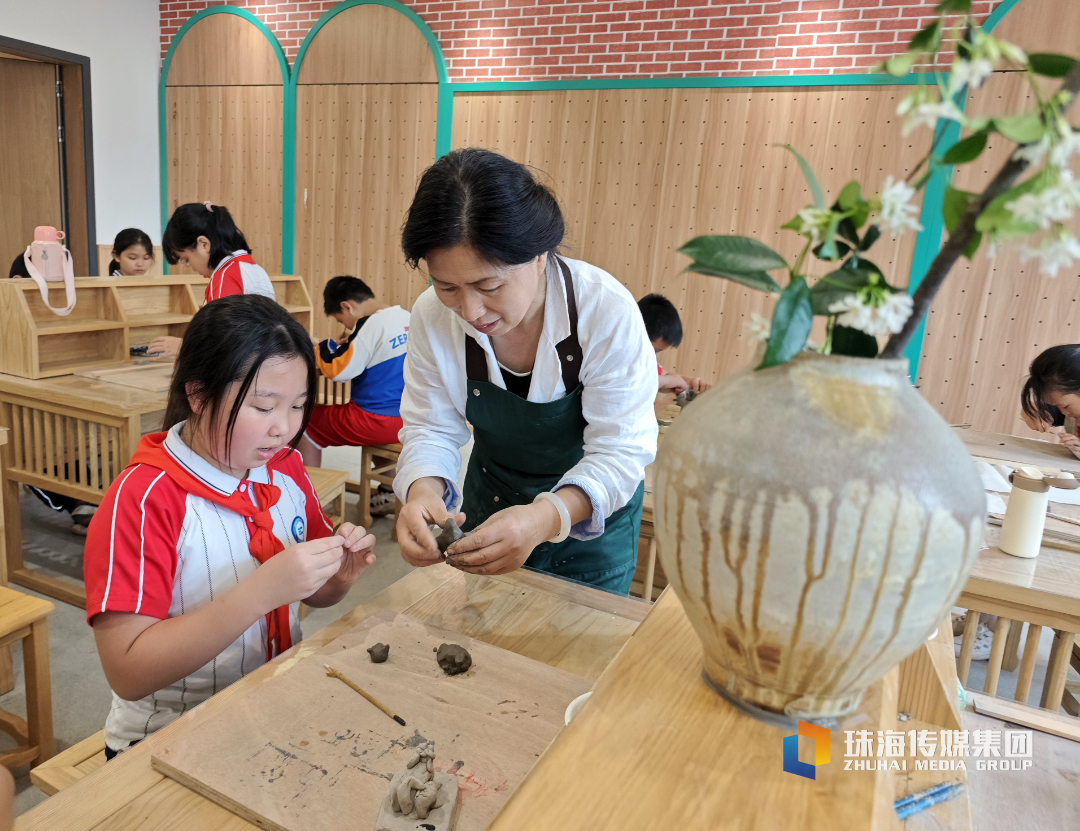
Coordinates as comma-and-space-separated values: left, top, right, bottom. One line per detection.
324, 665, 406, 726
1046, 512, 1080, 529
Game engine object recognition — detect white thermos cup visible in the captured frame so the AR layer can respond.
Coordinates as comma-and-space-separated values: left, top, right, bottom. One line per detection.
999, 467, 1079, 558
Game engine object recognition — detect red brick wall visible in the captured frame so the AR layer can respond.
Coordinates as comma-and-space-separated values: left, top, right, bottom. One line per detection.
161, 0, 1001, 80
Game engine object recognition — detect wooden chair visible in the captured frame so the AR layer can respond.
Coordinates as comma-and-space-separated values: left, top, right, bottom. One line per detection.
347, 443, 403, 531
0, 586, 55, 769
30, 730, 105, 795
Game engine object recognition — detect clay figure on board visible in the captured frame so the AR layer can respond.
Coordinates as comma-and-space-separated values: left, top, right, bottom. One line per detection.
377, 741, 459, 831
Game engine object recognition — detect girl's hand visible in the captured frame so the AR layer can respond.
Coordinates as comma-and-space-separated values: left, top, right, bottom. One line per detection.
445, 502, 558, 576
1059, 433, 1080, 452
684, 376, 711, 393
251, 535, 344, 611
330, 522, 377, 586
397, 478, 465, 567
148, 336, 183, 361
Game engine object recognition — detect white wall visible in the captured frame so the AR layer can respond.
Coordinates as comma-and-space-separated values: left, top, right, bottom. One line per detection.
0, 0, 161, 247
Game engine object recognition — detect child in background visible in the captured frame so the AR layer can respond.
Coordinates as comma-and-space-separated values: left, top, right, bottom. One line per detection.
108, 228, 155, 276
298, 278, 409, 519
85, 295, 376, 758
637, 293, 710, 395
151, 202, 276, 359
1020, 344, 1080, 454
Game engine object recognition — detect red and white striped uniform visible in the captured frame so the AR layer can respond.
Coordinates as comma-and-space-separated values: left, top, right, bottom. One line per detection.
84, 424, 333, 753
204, 250, 276, 304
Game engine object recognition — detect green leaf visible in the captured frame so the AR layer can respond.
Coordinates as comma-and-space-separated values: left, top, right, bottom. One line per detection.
935, 0, 972, 13
778, 144, 825, 209
809, 268, 876, 316
943, 185, 976, 233
963, 230, 982, 260
838, 181, 862, 211
993, 112, 1046, 144
817, 214, 843, 261
910, 20, 942, 53
684, 263, 781, 293
849, 200, 872, 230
759, 278, 813, 370
858, 225, 882, 252
1028, 53, 1078, 78
883, 51, 919, 78
679, 235, 789, 273
832, 325, 880, 358
975, 166, 1057, 235
942, 130, 989, 164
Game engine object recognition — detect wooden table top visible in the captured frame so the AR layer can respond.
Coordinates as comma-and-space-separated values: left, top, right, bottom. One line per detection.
955, 427, 1080, 474
0, 372, 167, 417
16, 565, 646, 831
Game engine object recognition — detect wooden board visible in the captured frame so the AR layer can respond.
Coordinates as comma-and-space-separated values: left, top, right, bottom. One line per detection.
969, 691, 1080, 743
166, 12, 284, 87
489, 589, 897, 831
955, 427, 1080, 473
75, 362, 174, 393
151, 609, 591, 831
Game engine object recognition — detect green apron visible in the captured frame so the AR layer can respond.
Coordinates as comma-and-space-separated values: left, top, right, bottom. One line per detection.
460, 257, 644, 595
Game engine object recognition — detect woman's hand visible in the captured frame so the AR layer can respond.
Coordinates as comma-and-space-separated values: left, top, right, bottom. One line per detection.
445, 501, 560, 576
250, 535, 345, 612
148, 336, 183, 361
397, 477, 465, 567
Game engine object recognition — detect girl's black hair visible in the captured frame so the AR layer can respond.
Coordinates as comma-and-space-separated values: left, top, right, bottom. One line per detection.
164, 295, 316, 465
1021, 344, 1080, 423
401, 147, 564, 268
108, 228, 154, 274
162, 203, 252, 269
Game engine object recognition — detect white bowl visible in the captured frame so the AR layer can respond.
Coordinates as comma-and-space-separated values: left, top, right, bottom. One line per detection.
564, 692, 592, 726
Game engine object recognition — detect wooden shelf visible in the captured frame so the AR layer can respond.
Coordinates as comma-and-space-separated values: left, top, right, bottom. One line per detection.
34, 318, 125, 335
127, 313, 193, 327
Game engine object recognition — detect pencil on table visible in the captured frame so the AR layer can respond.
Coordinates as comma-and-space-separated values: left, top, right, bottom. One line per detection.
324, 664, 406, 726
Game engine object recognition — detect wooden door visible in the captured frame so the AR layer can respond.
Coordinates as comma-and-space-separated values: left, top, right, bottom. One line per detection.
0, 57, 63, 276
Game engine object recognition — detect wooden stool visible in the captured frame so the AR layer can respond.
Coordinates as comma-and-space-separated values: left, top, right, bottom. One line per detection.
347, 443, 404, 531
0, 586, 55, 768
30, 730, 105, 795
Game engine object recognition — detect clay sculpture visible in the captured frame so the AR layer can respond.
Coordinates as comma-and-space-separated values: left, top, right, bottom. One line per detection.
375, 742, 459, 831
436, 643, 472, 676
434, 518, 465, 554
367, 643, 390, 663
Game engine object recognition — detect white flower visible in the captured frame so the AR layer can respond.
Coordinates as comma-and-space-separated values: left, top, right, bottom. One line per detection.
1020, 234, 1080, 277
1012, 134, 1051, 165
878, 176, 924, 238
1006, 177, 1078, 230
797, 208, 833, 245
996, 39, 1027, 67
897, 95, 966, 136
744, 312, 771, 342
948, 56, 995, 95
1050, 126, 1080, 167
829, 292, 914, 337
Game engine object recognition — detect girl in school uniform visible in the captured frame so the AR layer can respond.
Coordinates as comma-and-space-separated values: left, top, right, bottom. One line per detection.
84, 294, 376, 758
108, 228, 155, 276
1021, 344, 1080, 454
393, 148, 658, 595
149, 202, 276, 359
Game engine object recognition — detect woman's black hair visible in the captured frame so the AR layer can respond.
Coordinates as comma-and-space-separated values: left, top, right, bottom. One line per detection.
162, 203, 252, 269
108, 228, 154, 274
164, 295, 316, 465
401, 147, 564, 268
1021, 344, 1080, 423
323, 275, 374, 316
638, 293, 683, 348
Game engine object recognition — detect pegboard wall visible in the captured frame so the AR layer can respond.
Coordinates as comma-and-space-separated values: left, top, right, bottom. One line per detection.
452, 86, 925, 382
162, 0, 1001, 80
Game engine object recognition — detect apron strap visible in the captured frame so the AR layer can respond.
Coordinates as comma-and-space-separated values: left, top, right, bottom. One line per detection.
464, 255, 582, 391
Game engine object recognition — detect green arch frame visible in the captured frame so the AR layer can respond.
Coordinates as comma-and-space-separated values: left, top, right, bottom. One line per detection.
158, 7, 290, 273
285, 0, 450, 272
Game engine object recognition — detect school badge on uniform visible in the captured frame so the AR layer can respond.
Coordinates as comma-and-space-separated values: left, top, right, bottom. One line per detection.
291, 516, 306, 542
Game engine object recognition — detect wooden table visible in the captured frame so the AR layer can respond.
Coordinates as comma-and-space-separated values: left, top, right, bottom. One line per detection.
955, 426, 1080, 474
15, 564, 646, 830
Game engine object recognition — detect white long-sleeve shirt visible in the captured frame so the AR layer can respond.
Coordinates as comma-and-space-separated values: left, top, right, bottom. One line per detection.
394, 256, 658, 540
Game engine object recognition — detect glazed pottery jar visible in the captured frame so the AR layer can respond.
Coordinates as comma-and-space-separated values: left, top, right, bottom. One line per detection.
653, 353, 985, 718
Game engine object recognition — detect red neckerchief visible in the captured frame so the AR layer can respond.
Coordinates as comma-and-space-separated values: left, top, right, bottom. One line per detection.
130, 432, 292, 658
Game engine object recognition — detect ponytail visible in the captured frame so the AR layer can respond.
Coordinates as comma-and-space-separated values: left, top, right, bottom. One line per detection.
162, 203, 252, 269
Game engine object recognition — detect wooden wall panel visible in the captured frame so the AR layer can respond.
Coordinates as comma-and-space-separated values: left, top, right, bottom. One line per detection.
166, 86, 284, 273
452, 88, 925, 382
916, 70, 1080, 437
991, 0, 1080, 59
0, 58, 62, 275
166, 13, 283, 87
61, 64, 89, 275
295, 84, 438, 338
296, 4, 439, 85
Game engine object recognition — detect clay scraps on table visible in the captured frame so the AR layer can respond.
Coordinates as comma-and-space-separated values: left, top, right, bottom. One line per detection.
435, 643, 472, 676
367, 642, 390, 663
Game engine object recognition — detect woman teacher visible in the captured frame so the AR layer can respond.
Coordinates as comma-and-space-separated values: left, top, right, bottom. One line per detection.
393, 148, 658, 594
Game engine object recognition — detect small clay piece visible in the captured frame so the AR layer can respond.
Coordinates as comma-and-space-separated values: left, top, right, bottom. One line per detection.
436, 643, 472, 676
367, 643, 390, 663
375, 742, 459, 831
434, 518, 465, 554
674, 388, 699, 407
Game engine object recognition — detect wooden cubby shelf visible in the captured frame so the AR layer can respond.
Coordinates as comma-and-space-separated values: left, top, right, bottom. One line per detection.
0, 275, 312, 379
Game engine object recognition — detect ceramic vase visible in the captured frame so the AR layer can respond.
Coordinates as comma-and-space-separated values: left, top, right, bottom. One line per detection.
653, 353, 985, 718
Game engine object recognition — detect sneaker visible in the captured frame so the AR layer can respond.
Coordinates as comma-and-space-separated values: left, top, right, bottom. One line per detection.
369, 487, 397, 517
954, 624, 993, 661
71, 504, 97, 537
